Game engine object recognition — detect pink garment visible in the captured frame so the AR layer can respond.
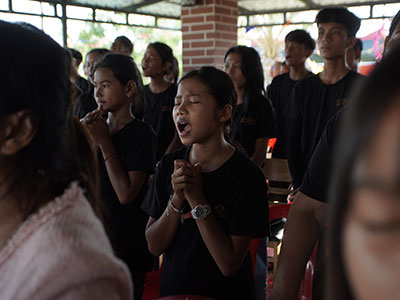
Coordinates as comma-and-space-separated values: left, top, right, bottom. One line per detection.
0, 182, 133, 300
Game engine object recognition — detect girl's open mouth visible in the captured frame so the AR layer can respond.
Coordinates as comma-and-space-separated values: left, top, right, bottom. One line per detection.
177, 119, 192, 136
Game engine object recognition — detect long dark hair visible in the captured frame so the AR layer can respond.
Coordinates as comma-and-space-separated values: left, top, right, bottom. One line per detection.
327, 46, 400, 299
0, 21, 100, 220
148, 42, 174, 75
224, 45, 267, 116
94, 53, 145, 119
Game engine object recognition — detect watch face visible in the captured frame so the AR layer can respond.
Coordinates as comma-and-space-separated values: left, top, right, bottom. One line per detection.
192, 204, 210, 219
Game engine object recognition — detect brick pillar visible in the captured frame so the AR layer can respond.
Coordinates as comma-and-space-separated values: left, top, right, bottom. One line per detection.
181, 0, 238, 73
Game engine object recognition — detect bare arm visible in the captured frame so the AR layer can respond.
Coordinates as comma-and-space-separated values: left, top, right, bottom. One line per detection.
145, 194, 183, 256
83, 110, 147, 205
188, 192, 252, 277
99, 138, 147, 205
250, 137, 267, 166
269, 192, 327, 300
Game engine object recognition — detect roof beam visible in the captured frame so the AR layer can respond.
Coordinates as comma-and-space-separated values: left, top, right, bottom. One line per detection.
123, 0, 165, 11
299, 0, 317, 9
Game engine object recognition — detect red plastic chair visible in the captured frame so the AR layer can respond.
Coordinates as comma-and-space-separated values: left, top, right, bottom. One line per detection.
268, 204, 317, 300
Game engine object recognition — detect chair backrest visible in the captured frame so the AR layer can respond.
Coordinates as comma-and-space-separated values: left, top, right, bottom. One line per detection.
263, 158, 292, 183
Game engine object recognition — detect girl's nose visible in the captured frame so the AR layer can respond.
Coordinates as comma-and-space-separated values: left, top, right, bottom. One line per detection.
95, 87, 101, 98
176, 101, 187, 115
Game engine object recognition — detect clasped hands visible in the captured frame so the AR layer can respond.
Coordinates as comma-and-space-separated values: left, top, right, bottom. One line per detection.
81, 106, 109, 146
171, 159, 205, 209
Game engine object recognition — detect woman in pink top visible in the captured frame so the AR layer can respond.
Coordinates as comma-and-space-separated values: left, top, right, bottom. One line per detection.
0, 21, 132, 299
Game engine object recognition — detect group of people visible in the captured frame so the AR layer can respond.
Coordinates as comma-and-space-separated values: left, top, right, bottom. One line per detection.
1, 5, 400, 300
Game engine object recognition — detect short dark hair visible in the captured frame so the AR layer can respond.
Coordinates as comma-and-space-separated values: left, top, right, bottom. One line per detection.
115, 35, 133, 53
285, 29, 316, 51
86, 48, 109, 58
316, 7, 361, 37
389, 10, 400, 38
68, 47, 83, 63
94, 53, 145, 119
353, 38, 363, 52
179, 66, 236, 129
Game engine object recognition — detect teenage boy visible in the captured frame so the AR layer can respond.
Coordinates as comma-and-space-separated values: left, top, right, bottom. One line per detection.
286, 7, 362, 189
267, 29, 315, 159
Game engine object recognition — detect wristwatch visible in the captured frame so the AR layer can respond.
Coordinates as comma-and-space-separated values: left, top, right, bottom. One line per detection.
191, 204, 212, 220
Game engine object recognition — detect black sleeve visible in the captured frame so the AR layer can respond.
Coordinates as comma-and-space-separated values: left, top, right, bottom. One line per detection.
300, 110, 342, 202
287, 83, 306, 188
125, 124, 156, 173
227, 167, 269, 238
141, 156, 173, 219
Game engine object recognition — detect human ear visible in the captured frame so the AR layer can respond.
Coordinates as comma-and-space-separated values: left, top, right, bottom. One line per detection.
218, 104, 233, 123
125, 80, 137, 98
346, 36, 356, 50
304, 49, 313, 59
0, 110, 38, 156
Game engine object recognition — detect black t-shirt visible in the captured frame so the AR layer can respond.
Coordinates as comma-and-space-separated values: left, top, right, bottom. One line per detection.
144, 84, 177, 161
231, 93, 275, 157
267, 72, 312, 159
99, 119, 156, 274
287, 71, 364, 188
73, 84, 98, 120
75, 76, 90, 96
141, 147, 269, 300
300, 109, 344, 203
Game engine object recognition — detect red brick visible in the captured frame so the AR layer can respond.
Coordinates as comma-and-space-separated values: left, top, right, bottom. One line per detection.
192, 57, 215, 64
183, 33, 204, 40
207, 48, 226, 56
216, 40, 235, 48
215, 6, 231, 15
183, 42, 191, 49
221, 32, 237, 40
183, 66, 195, 73
221, 16, 237, 24
191, 6, 214, 15
183, 58, 190, 65
181, 16, 204, 23
182, 25, 190, 32
215, 23, 234, 32
221, 0, 237, 8
181, 8, 189, 16
192, 23, 214, 31
183, 49, 205, 57
207, 32, 221, 39
206, 15, 221, 22
192, 41, 214, 48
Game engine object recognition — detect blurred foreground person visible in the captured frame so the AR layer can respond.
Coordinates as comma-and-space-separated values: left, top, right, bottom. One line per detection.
0, 21, 132, 300
328, 45, 400, 300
